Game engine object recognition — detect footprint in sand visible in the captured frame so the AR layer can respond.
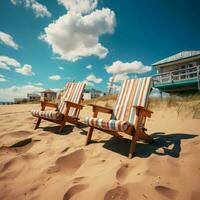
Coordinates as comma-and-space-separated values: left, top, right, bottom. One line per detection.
8, 130, 33, 138
116, 163, 130, 183
191, 190, 200, 200
63, 184, 89, 200
0, 156, 26, 179
55, 149, 86, 175
10, 138, 32, 148
72, 176, 86, 184
0, 138, 38, 154
155, 185, 178, 199
61, 147, 70, 153
104, 186, 128, 200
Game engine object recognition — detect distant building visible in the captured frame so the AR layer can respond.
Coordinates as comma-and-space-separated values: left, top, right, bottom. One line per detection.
40, 89, 57, 101
152, 51, 200, 93
27, 93, 40, 101
83, 89, 105, 100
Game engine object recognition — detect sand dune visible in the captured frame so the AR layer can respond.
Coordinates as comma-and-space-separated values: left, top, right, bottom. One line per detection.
0, 100, 200, 200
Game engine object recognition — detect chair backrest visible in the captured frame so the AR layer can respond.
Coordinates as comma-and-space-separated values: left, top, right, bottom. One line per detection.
112, 77, 152, 124
58, 82, 86, 117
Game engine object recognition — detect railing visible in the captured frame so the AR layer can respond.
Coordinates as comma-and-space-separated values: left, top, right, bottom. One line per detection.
153, 65, 200, 86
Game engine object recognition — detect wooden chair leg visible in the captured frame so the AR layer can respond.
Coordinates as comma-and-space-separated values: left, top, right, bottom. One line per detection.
138, 130, 153, 143
35, 118, 41, 129
85, 127, 94, 145
128, 134, 137, 159
59, 122, 65, 134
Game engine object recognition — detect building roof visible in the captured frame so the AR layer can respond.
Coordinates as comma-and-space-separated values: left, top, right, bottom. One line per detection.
40, 89, 57, 94
152, 51, 200, 66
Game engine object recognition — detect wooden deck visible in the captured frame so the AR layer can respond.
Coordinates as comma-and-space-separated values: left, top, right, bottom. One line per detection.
152, 66, 200, 92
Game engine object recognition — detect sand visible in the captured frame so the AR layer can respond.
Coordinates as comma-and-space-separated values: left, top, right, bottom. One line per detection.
0, 100, 200, 200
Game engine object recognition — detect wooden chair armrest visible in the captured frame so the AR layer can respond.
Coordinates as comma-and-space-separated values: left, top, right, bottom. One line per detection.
88, 104, 113, 114
133, 106, 153, 117
65, 101, 84, 110
40, 101, 57, 108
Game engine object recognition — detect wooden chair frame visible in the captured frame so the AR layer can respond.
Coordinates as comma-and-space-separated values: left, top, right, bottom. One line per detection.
85, 104, 153, 158
34, 100, 84, 133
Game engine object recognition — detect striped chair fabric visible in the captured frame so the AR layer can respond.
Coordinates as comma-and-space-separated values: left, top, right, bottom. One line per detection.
85, 117, 133, 132
32, 110, 63, 121
32, 82, 86, 121
57, 82, 86, 117
112, 77, 152, 124
85, 77, 152, 131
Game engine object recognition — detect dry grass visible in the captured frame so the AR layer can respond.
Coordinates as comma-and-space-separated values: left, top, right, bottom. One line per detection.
83, 93, 200, 119
83, 95, 117, 105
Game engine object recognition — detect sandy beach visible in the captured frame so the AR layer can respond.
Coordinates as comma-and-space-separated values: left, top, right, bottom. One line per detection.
0, 99, 200, 200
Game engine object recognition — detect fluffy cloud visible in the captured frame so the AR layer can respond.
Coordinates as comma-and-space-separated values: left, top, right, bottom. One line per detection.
0, 56, 35, 76
15, 64, 35, 76
0, 84, 44, 101
105, 60, 152, 74
49, 75, 61, 80
0, 31, 19, 50
0, 56, 20, 70
109, 73, 129, 83
40, 7, 116, 61
82, 80, 94, 87
58, 0, 98, 14
86, 64, 92, 69
86, 73, 102, 83
28, 81, 43, 86
0, 74, 7, 82
35, 82, 43, 86
10, 0, 51, 18
59, 66, 64, 70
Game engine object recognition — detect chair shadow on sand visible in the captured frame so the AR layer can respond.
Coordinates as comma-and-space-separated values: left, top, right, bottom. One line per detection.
41, 123, 88, 135
102, 132, 198, 158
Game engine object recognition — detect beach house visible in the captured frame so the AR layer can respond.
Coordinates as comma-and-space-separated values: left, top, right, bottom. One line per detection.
27, 93, 40, 101
152, 51, 200, 93
40, 89, 57, 102
83, 89, 105, 100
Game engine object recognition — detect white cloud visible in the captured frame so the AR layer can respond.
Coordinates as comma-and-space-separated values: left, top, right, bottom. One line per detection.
109, 73, 129, 83
86, 64, 92, 69
0, 84, 44, 101
59, 66, 64, 70
0, 74, 7, 82
28, 81, 43, 86
35, 82, 43, 86
49, 75, 61, 80
40, 7, 116, 62
82, 80, 94, 87
0, 56, 35, 76
86, 73, 102, 84
0, 56, 20, 70
10, 0, 51, 18
15, 64, 35, 76
105, 60, 152, 74
58, 0, 98, 14
0, 31, 19, 50
49, 88, 62, 93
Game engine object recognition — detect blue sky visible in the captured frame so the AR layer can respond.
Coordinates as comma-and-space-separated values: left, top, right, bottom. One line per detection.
0, 0, 200, 101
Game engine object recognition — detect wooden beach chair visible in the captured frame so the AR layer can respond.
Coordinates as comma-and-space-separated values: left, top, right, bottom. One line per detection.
32, 82, 86, 133
84, 77, 153, 158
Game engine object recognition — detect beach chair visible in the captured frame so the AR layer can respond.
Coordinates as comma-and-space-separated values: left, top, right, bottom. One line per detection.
32, 82, 86, 133
84, 77, 153, 158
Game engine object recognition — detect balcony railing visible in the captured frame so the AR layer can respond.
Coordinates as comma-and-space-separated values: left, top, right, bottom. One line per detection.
152, 65, 200, 85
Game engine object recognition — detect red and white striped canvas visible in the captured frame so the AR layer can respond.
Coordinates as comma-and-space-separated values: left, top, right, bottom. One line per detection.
58, 82, 86, 117
112, 77, 152, 124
